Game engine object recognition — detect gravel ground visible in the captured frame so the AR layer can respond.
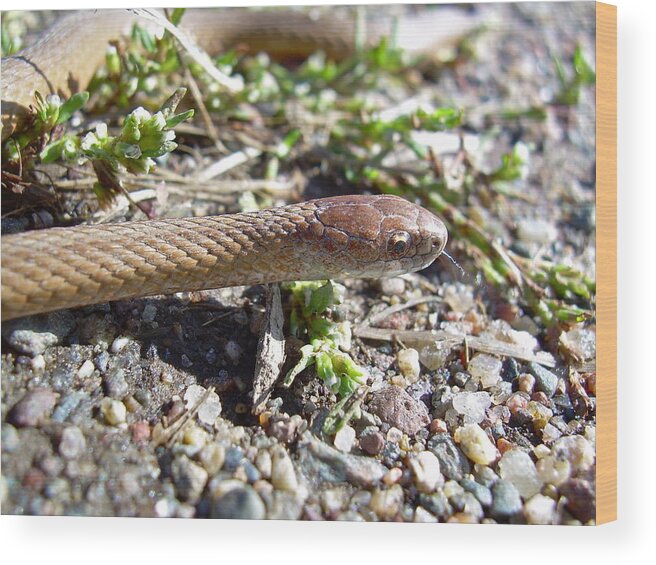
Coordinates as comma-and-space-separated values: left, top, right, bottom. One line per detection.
1, 2, 597, 523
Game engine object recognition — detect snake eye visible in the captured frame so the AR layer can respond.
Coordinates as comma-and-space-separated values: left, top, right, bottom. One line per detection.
387, 230, 412, 258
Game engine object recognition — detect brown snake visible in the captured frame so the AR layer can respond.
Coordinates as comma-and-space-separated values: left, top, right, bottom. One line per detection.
0, 8, 461, 321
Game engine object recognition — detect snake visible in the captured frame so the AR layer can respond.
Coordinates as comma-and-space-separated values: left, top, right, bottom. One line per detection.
0, 7, 462, 321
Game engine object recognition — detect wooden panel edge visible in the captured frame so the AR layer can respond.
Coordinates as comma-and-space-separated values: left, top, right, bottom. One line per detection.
595, 1, 617, 525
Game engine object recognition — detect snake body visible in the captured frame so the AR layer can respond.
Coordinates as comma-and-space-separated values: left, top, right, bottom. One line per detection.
0, 8, 460, 321
1, 195, 447, 320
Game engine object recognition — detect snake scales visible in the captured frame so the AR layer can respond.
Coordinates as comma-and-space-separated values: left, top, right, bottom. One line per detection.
0, 7, 460, 321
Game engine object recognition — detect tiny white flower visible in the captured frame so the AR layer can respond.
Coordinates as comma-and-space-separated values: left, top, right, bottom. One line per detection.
95, 123, 108, 139
46, 94, 61, 108
131, 106, 151, 123
150, 112, 166, 130
81, 132, 98, 150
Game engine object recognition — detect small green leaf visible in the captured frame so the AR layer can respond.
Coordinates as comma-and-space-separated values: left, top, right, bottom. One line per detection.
276, 129, 301, 158
56, 92, 90, 125
283, 344, 316, 387
165, 109, 195, 129
307, 281, 337, 315
169, 8, 186, 25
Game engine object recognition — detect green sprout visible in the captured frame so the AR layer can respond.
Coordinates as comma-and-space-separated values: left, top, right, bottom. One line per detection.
39, 88, 194, 206
88, 10, 188, 110
3, 91, 89, 162
283, 281, 366, 398
554, 44, 596, 106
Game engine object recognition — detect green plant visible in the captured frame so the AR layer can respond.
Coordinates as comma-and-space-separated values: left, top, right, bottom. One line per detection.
283, 281, 366, 398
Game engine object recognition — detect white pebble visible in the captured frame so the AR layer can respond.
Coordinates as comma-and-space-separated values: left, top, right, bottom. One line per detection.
517, 218, 558, 244
154, 498, 174, 518
453, 423, 498, 465
452, 392, 492, 423
468, 354, 502, 388
397, 348, 421, 383
524, 493, 556, 525
31, 355, 46, 371
77, 359, 95, 379
333, 425, 356, 453
255, 450, 272, 479
498, 449, 542, 499
536, 455, 571, 486
386, 427, 403, 443
552, 435, 595, 473
409, 451, 443, 493
270, 446, 299, 491
224, 340, 242, 364
110, 336, 131, 353
100, 398, 127, 425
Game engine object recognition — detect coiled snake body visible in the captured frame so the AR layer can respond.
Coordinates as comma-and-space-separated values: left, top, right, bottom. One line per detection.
1, 8, 458, 321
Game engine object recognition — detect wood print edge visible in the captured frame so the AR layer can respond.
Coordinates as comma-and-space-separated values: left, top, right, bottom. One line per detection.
595, 0, 617, 525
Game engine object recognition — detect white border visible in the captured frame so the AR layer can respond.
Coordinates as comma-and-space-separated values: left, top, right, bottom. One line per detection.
1, 0, 654, 562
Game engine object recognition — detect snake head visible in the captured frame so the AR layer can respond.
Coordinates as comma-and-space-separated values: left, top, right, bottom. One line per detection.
308, 194, 447, 278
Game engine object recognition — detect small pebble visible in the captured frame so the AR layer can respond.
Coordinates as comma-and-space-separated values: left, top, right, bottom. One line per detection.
468, 354, 502, 389
560, 478, 595, 522
408, 451, 443, 493
4, 311, 75, 356
103, 367, 129, 399
451, 392, 492, 424
31, 355, 46, 371
360, 431, 385, 455
224, 340, 242, 364
333, 425, 356, 453
460, 477, 493, 507
552, 435, 595, 473
183, 424, 208, 451
1, 423, 20, 452
209, 480, 266, 520
9, 388, 57, 427
429, 419, 448, 434
497, 449, 542, 499
170, 455, 208, 504
141, 304, 158, 323
184, 384, 222, 425
110, 336, 131, 354
397, 348, 420, 383
453, 424, 498, 465
386, 427, 404, 443
130, 421, 151, 444
524, 493, 556, 524
378, 277, 406, 296
517, 218, 558, 244
427, 433, 471, 481
58, 426, 86, 459
517, 373, 535, 393
528, 362, 559, 397
255, 450, 272, 478
77, 359, 95, 380
368, 385, 430, 435
369, 484, 404, 520
198, 443, 225, 475
414, 506, 438, 523
100, 398, 127, 425
559, 328, 596, 362
418, 342, 450, 370
270, 445, 299, 491
382, 467, 403, 485
491, 480, 522, 519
